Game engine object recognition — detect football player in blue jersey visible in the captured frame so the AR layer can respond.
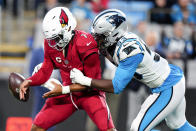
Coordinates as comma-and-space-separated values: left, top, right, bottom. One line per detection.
68, 9, 196, 131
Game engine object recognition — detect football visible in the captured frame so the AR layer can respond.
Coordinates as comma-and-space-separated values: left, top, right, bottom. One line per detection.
8, 72, 30, 102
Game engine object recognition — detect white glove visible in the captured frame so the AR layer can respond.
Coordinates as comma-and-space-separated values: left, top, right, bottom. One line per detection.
70, 68, 92, 86
32, 63, 43, 75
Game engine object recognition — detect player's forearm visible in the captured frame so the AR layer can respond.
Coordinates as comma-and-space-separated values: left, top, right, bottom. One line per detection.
29, 61, 53, 86
91, 79, 114, 93
28, 69, 52, 86
69, 84, 87, 92
70, 68, 114, 93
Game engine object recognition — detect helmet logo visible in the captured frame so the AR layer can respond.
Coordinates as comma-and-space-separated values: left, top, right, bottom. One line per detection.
107, 14, 125, 29
60, 9, 68, 28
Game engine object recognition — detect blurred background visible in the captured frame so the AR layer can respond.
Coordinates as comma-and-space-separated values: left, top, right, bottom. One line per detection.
0, 0, 196, 131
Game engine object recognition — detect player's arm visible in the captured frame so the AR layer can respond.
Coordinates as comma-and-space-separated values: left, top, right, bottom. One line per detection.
28, 40, 54, 86
20, 58, 54, 100
20, 41, 54, 100
28, 58, 53, 85
20, 54, 54, 86
71, 53, 144, 94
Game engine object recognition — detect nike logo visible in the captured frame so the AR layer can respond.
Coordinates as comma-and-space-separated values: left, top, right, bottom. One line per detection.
86, 41, 92, 46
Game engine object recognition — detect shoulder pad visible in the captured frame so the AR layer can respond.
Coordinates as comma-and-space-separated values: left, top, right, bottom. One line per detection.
74, 31, 98, 61
75, 31, 97, 51
118, 41, 143, 61
117, 33, 145, 61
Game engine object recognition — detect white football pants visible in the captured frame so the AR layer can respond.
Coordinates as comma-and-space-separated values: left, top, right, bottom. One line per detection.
130, 77, 186, 131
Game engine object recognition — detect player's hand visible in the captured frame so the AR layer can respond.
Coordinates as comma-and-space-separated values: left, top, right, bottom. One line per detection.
19, 79, 32, 100
32, 63, 42, 75
70, 68, 84, 83
70, 68, 92, 86
42, 81, 63, 98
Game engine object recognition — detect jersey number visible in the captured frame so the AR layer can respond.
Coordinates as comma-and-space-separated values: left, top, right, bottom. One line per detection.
139, 38, 160, 62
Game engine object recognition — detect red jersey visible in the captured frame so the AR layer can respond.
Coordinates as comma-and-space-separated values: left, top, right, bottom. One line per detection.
28, 30, 103, 96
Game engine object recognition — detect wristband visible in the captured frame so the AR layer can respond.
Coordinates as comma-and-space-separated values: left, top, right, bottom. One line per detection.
62, 86, 70, 94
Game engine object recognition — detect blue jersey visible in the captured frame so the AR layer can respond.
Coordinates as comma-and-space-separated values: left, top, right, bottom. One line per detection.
111, 32, 183, 94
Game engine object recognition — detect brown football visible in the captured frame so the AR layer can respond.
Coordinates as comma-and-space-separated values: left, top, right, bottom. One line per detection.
8, 72, 30, 102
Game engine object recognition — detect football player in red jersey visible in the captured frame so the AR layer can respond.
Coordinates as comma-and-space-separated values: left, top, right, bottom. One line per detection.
19, 7, 115, 131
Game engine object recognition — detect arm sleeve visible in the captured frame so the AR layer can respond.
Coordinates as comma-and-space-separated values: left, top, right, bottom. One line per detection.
112, 53, 144, 94
28, 41, 54, 86
83, 52, 102, 80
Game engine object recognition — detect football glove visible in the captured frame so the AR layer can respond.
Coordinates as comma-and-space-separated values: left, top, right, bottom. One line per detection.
70, 68, 92, 86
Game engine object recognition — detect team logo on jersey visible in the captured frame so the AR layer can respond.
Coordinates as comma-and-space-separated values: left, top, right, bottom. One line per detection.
59, 9, 68, 28
122, 45, 136, 55
86, 41, 92, 46
56, 57, 62, 63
